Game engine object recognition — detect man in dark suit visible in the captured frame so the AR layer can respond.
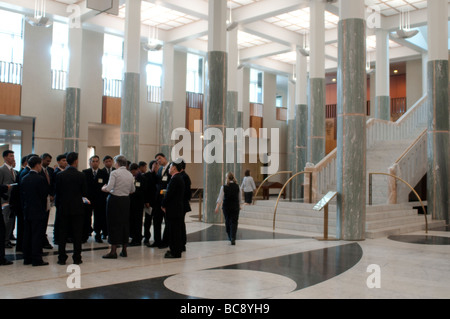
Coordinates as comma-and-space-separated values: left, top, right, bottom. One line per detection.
51, 153, 67, 245
13, 153, 38, 252
83, 155, 108, 243
20, 156, 49, 267
39, 153, 54, 250
161, 161, 185, 258
55, 152, 87, 265
129, 163, 149, 246
150, 153, 171, 248
0, 150, 17, 249
0, 184, 13, 266
143, 160, 158, 246
102, 155, 115, 176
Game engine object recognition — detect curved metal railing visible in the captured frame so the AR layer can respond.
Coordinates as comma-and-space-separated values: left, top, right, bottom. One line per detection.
369, 172, 428, 234
272, 171, 312, 230
252, 171, 293, 205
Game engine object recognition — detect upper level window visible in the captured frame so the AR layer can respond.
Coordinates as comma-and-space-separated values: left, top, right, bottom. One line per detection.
249, 68, 263, 104
147, 50, 162, 103
102, 33, 124, 97
51, 22, 69, 90
0, 10, 24, 84
186, 53, 204, 94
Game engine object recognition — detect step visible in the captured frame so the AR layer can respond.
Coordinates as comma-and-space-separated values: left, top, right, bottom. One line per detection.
365, 219, 446, 239
239, 217, 336, 236
365, 215, 424, 231
241, 210, 337, 226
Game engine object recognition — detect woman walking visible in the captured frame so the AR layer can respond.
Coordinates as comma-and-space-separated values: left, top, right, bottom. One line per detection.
101, 155, 135, 259
215, 172, 242, 245
241, 169, 256, 205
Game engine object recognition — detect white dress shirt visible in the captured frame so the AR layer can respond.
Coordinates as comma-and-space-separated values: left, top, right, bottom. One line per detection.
103, 166, 135, 196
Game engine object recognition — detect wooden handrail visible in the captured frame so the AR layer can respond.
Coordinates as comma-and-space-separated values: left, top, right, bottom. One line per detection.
394, 129, 427, 164
369, 172, 428, 234
252, 171, 293, 205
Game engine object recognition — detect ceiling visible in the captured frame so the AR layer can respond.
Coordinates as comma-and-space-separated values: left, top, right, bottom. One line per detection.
1, 0, 449, 76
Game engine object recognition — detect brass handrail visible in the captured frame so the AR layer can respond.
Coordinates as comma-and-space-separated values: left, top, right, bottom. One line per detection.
252, 171, 293, 205
272, 171, 312, 230
369, 172, 428, 233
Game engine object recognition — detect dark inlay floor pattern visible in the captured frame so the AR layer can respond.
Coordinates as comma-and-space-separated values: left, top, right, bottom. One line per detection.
33, 226, 363, 299
388, 235, 450, 245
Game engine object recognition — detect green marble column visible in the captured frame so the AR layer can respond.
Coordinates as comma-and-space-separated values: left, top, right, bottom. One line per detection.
336, 15, 367, 241
308, 78, 325, 164
225, 91, 238, 176
203, 51, 228, 223
427, 60, 449, 223
159, 100, 173, 158
120, 72, 140, 163
426, 0, 449, 224
295, 103, 308, 199
375, 96, 390, 121
63, 87, 81, 153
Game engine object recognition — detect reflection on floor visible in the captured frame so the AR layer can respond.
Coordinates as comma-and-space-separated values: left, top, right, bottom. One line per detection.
1, 212, 449, 300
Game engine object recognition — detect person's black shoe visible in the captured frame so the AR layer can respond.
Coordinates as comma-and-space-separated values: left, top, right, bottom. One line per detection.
32, 261, 49, 267
0, 259, 13, 266
231, 240, 236, 245
164, 251, 181, 259
57, 260, 66, 265
5, 243, 13, 249
148, 242, 160, 248
158, 244, 169, 249
129, 241, 141, 247
43, 244, 53, 250
95, 237, 103, 244
102, 253, 117, 259
24, 260, 32, 265
119, 251, 127, 257
73, 260, 83, 265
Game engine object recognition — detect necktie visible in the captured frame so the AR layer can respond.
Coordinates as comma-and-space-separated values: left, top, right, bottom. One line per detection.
10, 168, 15, 180
44, 168, 50, 184
94, 170, 97, 178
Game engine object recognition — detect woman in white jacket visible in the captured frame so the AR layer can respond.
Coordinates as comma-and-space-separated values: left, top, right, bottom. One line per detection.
241, 169, 256, 205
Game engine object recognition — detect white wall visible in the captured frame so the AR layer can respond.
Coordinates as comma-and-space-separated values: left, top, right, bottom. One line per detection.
406, 59, 423, 109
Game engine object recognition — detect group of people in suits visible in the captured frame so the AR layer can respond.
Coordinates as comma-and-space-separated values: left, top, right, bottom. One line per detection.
0, 149, 192, 266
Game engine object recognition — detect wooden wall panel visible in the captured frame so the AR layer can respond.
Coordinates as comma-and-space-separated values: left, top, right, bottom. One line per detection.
102, 96, 121, 125
0, 83, 21, 116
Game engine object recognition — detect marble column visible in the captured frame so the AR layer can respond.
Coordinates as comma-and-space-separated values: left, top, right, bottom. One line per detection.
427, 0, 449, 224
159, 43, 175, 158
336, 0, 367, 241
64, 27, 82, 153
203, 0, 228, 224
308, 0, 326, 164
226, 27, 239, 180
120, 0, 141, 164
375, 28, 390, 121
295, 50, 308, 199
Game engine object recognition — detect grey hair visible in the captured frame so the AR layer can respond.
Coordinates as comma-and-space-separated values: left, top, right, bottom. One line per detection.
114, 155, 127, 167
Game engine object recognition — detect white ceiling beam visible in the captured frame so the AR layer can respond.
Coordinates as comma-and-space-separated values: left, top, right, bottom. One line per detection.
241, 21, 303, 48
240, 42, 291, 62
143, 0, 208, 20
164, 19, 208, 44
232, 0, 309, 25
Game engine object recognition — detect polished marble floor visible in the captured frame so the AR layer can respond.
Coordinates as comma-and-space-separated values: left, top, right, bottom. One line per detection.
1, 205, 449, 300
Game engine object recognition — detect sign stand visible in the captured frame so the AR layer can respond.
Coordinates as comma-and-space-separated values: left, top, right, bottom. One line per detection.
313, 191, 339, 241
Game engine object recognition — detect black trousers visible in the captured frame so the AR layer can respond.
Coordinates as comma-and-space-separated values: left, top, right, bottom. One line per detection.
93, 201, 107, 237
143, 210, 152, 242
23, 219, 46, 264
166, 215, 184, 257
58, 214, 84, 263
129, 203, 144, 242
152, 206, 166, 245
15, 209, 24, 251
223, 208, 240, 241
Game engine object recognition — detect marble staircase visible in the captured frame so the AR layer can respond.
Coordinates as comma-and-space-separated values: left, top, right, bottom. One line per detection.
239, 200, 446, 239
